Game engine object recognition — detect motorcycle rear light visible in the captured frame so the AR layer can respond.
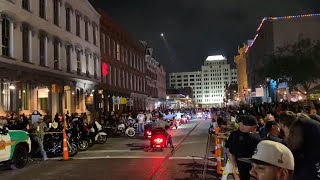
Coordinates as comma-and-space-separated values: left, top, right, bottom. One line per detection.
154, 138, 163, 144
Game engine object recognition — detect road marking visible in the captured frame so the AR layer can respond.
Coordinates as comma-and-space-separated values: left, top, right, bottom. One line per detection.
169, 156, 204, 160
49, 156, 165, 160
78, 150, 138, 153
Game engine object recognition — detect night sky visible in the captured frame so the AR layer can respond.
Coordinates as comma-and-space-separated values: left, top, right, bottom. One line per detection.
91, 0, 319, 73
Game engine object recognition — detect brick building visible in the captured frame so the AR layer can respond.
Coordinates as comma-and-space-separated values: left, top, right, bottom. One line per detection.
98, 10, 147, 113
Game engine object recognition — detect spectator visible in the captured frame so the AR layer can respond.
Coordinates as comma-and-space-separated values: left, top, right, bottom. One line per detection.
265, 120, 286, 145
279, 111, 320, 180
137, 111, 145, 135
258, 116, 266, 138
225, 115, 262, 180
241, 140, 294, 180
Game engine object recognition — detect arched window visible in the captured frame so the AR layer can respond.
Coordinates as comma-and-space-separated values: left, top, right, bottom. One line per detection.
53, 39, 60, 70
22, 24, 30, 62
22, 0, 30, 10
76, 50, 82, 75
2, 18, 10, 56
39, 32, 46, 66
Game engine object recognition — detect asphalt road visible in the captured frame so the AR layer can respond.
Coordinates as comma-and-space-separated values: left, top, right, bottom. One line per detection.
0, 118, 220, 180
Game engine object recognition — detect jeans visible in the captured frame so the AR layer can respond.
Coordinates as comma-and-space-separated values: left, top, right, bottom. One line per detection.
165, 131, 173, 147
35, 136, 48, 160
138, 123, 144, 134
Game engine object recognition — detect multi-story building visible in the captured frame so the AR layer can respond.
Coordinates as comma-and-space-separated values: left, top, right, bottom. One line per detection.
246, 13, 320, 102
99, 10, 146, 113
169, 55, 237, 107
0, 0, 100, 118
142, 43, 166, 110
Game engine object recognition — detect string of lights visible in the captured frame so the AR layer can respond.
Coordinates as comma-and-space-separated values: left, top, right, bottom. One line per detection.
245, 13, 320, 53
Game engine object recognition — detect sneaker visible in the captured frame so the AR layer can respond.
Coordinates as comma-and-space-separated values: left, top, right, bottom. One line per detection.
43, 157, 49, 161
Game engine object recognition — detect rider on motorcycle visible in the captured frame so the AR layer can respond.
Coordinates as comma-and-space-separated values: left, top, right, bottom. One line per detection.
152, 113, 174, 148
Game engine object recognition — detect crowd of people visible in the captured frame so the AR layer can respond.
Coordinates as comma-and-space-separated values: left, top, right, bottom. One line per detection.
213, 100, 320, 180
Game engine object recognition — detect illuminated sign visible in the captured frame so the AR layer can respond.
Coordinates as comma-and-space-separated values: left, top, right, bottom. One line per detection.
102, 63, 109, 76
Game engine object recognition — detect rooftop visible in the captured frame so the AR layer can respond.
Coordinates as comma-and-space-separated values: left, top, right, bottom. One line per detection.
206, 55, 226, 61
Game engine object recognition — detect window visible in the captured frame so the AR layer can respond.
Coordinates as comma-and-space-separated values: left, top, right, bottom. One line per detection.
93, 25, 97, 45
94, 56, 97, 79
76, 14, 81, 37
101, 33, 105, 53
66, 8, 71, 32
76, 50, 81, 75
22, 0, 30, 10
85, 53, 89, 76
66, 46, 71, 72
39, 0, 46, 19
39, 33, 46, 66
22, 24, 30, 62
105, 36, 110, 55
85, 21, 89, 41
54, 40, 60, 70
116, 43, 120, 61
2, 18, 10, 57
53, 0, 59, 26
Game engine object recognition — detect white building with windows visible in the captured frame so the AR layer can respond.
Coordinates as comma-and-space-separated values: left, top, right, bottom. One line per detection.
0, 0, 100, 118
169, 55, 237, 107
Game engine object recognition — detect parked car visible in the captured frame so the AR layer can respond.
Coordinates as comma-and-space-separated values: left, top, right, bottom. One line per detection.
0, 126, 31, 169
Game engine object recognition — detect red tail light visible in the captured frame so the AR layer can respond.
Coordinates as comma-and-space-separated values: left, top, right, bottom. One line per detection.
154, 138, 164, 144
147, 131, 152, 135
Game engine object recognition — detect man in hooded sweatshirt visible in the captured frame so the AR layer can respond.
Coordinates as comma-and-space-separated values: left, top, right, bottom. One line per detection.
279, 111, 320, 180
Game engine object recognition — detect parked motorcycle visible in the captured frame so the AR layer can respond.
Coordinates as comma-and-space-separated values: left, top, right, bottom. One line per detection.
30, 129, 78, 157
67, 127, 89, 151
85, 121, 108, 144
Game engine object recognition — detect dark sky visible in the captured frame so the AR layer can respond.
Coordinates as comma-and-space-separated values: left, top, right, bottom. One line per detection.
91, 0, 319, 73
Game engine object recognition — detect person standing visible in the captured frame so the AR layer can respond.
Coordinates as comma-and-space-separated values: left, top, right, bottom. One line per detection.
225, 115, 262, 180
137, 111, 145, 135
240, 140, 295, 180
31, 118, 48, 161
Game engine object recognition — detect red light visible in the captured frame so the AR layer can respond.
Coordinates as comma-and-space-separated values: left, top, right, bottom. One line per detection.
154, 138, 163, 144
147, 131, 152, 135
102, 63, 108, 75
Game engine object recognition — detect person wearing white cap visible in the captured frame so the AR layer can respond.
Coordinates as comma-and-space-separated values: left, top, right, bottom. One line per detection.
240, 140, 294, 180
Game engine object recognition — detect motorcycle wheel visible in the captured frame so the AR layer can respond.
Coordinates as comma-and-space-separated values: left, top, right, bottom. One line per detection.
68, 142, 78, 157
97, 134, 107, 144
126, 129, 135, 137
78, 139, 89, 151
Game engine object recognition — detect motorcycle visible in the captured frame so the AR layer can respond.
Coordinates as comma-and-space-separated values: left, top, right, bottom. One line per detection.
67, 127, 89, 151
125, 121, 138, 137
85, 121, 108, 144
30, 129, 78, 157
150, 128, 168, 151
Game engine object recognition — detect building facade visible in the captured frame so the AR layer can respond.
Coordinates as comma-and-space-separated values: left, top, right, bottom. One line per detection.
246, 13, 320, 102
169, 55, 237, 107
99, 10, 147, 113
0, 0, 100, 118
142, 43, 166, 110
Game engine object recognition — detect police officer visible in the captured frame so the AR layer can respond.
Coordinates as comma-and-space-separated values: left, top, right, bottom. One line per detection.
225, 115, 262, 180
31, 118, 48, 161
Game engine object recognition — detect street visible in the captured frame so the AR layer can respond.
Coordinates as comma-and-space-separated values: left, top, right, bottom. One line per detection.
0, 119, 219, 180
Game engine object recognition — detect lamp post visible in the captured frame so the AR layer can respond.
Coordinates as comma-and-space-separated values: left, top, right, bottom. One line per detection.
266, 77, 271, 103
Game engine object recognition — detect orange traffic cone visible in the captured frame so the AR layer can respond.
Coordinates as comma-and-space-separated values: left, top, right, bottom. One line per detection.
217, 138, 223, 175
62, 128, 69, 160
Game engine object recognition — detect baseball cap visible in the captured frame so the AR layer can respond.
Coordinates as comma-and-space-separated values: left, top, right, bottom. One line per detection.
240, 115, 258, 126
239, 140, 294, 170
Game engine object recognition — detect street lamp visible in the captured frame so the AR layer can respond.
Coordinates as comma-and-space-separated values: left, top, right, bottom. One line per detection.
161, 33, 164, 37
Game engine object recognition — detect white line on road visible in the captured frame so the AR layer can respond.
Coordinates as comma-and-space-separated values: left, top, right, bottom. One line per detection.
169, 156, 204, 160
78, 150, 137, 153
49, 156, 166, 160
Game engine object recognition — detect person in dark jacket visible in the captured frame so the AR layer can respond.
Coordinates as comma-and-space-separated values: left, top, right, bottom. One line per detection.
279, 111, 320, 180
225, 115, 262, 180
265, 120, 287, 145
